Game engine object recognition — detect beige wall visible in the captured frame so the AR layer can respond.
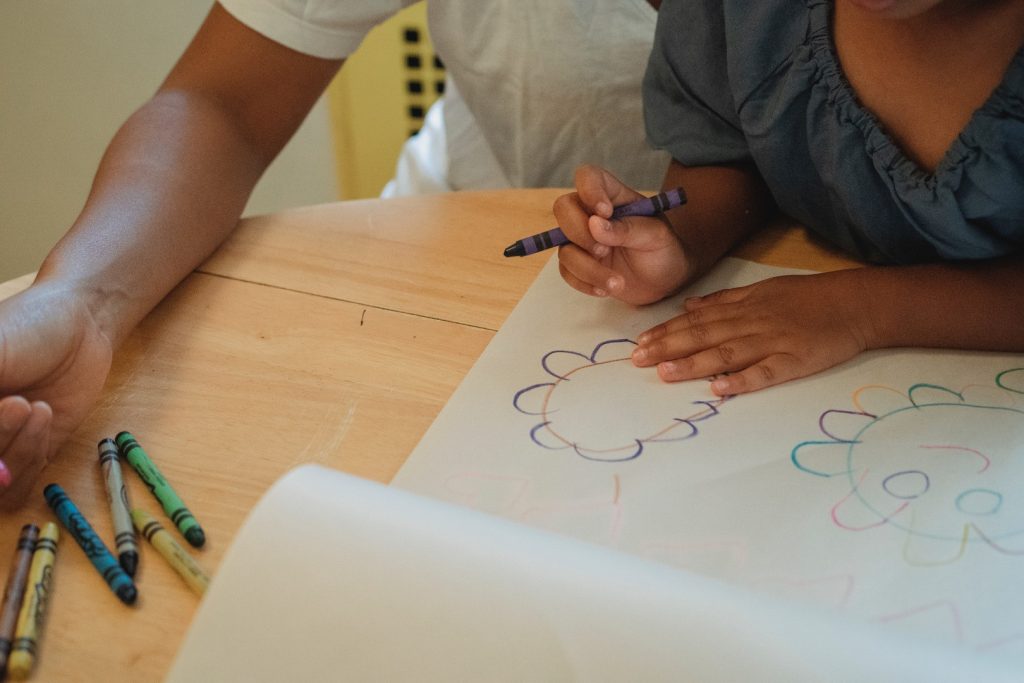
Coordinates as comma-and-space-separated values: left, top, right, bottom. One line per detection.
0, 1, 338, 282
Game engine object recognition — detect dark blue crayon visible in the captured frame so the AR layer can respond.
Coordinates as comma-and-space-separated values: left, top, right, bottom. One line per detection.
502, 187, 688, 257
43, 484, 137, 606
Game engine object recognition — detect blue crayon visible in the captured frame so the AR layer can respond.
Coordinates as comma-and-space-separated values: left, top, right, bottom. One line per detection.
43, 484, 137, 606
502, 187, 688, 257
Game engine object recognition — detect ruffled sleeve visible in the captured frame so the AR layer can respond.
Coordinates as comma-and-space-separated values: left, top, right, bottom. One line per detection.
642, 0, 749, 166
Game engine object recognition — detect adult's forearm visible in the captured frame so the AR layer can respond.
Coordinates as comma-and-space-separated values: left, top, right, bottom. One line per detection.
35, 90, 267, 348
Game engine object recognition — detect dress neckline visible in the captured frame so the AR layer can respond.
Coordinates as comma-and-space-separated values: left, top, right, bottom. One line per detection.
805, 0, 1024, 190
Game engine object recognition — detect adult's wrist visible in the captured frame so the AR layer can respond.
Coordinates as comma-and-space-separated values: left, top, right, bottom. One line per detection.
32, 263, 135, 350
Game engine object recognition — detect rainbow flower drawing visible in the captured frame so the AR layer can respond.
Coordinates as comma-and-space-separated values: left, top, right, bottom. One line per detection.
791, 368, 1024, 561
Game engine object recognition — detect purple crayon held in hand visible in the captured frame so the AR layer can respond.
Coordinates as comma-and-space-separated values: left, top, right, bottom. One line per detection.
503, 187, 687, 257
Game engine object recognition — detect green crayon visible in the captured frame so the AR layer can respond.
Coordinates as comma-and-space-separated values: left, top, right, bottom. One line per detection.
115, 431, 205, 548
0, 525, 38, 680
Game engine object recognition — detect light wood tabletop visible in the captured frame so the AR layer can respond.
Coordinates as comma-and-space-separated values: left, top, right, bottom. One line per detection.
0, 189, 860, 682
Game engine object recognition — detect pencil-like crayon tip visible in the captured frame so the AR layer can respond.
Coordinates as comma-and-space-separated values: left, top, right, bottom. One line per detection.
118, 584, 139, 606
503, 242, 524, 258
120, 552, 139, 578
185, 527, 206, 548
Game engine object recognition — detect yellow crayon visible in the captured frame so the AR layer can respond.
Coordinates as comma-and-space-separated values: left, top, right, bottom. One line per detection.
131, 509, 209, 596
8, 523, 59, 680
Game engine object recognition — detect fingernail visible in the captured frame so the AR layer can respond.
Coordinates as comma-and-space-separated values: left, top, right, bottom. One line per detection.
0, 461, 10, 488
711, 378, 730, 394
637, 332, 650, 344
598, 217, 613, 232
0, 405, 14, 432
597, 202, 612, 216
594, 288, 608, 297
660, 361, 676, 374
632, 347, 647, 361
606, 277, 622, 291
593, 244, 610, 258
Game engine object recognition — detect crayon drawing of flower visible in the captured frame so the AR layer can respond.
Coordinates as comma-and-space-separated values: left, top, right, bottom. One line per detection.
513, 339, 729, 462
790, 368, 1024, 561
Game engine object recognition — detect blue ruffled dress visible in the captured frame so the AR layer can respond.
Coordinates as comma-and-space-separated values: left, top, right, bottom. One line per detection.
643, 0, 1024, 264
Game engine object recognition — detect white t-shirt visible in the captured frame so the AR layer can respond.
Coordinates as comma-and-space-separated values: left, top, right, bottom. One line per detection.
219, 0, 669, 196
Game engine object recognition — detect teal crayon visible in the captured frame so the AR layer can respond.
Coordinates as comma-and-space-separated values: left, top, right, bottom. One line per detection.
43, 484, 137, 606
98, 438, 140, 576
115, 431, 205, 548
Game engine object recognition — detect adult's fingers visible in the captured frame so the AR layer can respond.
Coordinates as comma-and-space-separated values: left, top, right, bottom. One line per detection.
0, 400, 52, 510
0, 395, 32, 458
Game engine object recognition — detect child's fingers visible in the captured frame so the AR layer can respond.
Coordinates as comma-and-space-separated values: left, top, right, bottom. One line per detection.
589, 214, 675, 252
632, 315, 747, 368
709, 355, 802, 396
558, 260, 607, 297
651, 336, 763, 382
557, 244, 623, 296
574, 165, 642, 219
552, 192, 602, 255
683, 284, 751, 311
636, 304, 735, 348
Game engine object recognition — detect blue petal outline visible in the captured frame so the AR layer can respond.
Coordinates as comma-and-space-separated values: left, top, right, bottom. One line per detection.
541, 350, 591, 380
574, 439, 644, 462
513, 382, 556, 416
589, 338, 636, 363
648, 419, 698, 443
530, 422, 570, 450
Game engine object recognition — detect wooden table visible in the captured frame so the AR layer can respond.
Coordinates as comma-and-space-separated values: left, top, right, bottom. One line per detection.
0, 189, 859, 681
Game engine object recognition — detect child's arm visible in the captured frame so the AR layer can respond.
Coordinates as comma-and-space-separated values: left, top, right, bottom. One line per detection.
554, 161, 774, 305
632, 255, 1024, 396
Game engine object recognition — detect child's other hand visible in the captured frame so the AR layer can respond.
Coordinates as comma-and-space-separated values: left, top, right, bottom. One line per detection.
554, 165, 693, 306
631, 270, 872, 395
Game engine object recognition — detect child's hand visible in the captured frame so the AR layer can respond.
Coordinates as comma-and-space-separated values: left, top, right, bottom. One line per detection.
631, 270, 872, 395
554, 165, 693, 306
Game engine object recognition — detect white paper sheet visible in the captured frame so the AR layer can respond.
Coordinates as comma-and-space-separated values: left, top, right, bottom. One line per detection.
168, 466, 1016, 682
393, 256, 1024, 665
